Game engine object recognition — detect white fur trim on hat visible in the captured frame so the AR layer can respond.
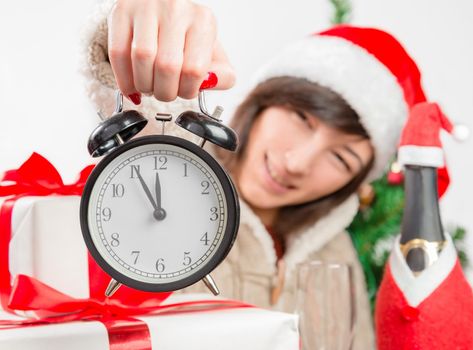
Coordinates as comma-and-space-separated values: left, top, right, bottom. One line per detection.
398, 145, 444, 167
253, 35, 409, 182
452, 124, 470, 141
389, 232, 458, 307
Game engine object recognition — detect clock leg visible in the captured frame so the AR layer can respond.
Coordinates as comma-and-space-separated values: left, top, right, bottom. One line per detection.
202, 274, 220, 296
105, 278, 122, 297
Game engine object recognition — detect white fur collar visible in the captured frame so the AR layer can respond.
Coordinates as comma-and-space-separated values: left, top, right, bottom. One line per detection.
239, 194, 360, 274
389, 233, 458, 307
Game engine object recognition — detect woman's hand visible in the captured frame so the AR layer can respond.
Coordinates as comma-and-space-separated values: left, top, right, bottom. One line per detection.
108, 0, 235, 104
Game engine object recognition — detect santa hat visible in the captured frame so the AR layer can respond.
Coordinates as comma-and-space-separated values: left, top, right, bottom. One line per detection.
398, 102, 469, 168
253, 25, 434, 182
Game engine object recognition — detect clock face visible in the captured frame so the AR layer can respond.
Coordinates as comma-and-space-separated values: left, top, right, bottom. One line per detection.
80, 136, 239, 292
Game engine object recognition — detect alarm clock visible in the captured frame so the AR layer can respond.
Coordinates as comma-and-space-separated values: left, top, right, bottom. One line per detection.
80, 77, 239, 297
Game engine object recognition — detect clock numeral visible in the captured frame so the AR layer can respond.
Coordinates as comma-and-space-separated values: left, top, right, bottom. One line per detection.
183, 163, 188, 177
131, 250, 140, 264
111, 232, 120, 247
130, 165, 141, 178
210, 207, 218, 221
112, 184, 125, 198
154, 156, 168, 170
102, 207, 112, 222
200, 232, 209, 246
201, 180, 210, 194
183, 252, 192, 266
156, 258, 165, 273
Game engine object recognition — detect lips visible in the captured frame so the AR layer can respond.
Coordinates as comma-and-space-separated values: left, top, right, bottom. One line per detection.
263, 153, 295, 193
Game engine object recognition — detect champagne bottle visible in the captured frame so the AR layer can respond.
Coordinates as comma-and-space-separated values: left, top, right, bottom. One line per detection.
393, 102, 463, 274
399, 165, 446, 274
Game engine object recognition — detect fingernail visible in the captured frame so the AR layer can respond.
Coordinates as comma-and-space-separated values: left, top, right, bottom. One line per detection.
128, 93, 141, 105
199, 72, 218, 90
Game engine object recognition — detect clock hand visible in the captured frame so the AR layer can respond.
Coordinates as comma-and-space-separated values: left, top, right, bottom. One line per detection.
136, 170, 158, 210
155, 171, 162, 210
154, 171, 166, 220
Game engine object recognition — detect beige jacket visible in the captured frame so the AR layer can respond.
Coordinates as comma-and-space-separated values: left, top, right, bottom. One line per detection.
181, 198, 375, 350
82, 3, 375, 349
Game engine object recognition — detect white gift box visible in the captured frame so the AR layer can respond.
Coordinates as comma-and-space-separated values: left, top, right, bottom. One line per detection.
0, 294, 300, 350
1, 197, 300, 349
6, 196, 90, 298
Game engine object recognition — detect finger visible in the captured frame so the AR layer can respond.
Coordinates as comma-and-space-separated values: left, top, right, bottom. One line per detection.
108, 4, 137, 100
178, 9, 216, 99
131, 7, 158, 94
153, 19, 187, 102
208, 40, 236, 90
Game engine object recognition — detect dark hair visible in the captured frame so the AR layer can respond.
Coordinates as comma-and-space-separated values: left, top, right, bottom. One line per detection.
215, 76, 375, 236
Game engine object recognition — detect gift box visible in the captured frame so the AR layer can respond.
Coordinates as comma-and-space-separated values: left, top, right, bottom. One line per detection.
1, 154, 95, 310
7, 195, 89, 298
1, 153, 170, 308
0, 290, 299, 350
1, 154, 300, 349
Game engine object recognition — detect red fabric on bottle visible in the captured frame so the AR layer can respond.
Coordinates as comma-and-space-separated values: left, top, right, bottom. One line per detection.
375, 260, 473, 350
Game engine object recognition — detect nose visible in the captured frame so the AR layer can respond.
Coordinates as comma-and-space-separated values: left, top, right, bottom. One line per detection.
284, 137, 322, 175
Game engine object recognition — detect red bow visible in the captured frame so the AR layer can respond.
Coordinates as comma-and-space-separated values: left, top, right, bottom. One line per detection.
0, 274, 252, 327
0, 153, 95, 312
0, 152, 94, 197
0, 274, 253, 350
4, 275, 156, 324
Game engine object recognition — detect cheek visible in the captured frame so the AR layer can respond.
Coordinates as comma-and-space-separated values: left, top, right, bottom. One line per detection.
236, 164, 273, 209
297, 165, 353, 202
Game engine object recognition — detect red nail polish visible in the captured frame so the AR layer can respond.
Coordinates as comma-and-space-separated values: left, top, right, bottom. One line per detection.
199, 72, 218, 90
128, 93, 141, 105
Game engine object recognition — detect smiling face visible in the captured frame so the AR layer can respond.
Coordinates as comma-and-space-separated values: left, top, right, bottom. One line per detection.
233, 106, 373, 222
216, 77, 376, 232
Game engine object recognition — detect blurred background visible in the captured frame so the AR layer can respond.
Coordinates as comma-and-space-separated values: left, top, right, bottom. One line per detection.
1, 0, 472, 282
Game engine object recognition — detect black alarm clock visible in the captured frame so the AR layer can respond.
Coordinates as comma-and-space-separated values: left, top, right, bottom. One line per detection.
80, 78, 239, 297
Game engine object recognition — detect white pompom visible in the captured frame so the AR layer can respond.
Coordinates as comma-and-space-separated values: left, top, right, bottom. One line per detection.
452, 124, 470, 141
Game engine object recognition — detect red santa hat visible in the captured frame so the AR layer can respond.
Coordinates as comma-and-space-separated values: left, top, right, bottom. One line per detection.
252, 25, 441, 182
398, 102, 469, 168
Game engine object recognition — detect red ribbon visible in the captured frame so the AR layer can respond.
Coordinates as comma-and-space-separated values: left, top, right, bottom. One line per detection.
0, 152, 94, 197
0, 274, 253, 349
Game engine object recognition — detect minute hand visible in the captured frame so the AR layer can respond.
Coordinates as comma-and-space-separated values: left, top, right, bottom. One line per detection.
155, 171, 162, 210
136, 170, 158, 210
154, 171, 166, 220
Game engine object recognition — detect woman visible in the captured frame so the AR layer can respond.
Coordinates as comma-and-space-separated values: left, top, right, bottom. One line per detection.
83, 1, 426, 348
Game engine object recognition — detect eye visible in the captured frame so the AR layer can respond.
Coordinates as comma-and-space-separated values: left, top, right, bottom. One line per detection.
295, 111, 313, 129
331, 151, 352, 172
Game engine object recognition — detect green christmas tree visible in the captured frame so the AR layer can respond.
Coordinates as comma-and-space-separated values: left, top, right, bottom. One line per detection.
329, 0, 352, 25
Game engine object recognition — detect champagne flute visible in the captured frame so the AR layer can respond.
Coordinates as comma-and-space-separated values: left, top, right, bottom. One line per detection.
295, 261, 355, 350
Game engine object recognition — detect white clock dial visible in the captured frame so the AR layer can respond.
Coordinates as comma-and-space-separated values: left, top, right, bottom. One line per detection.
87, 143, 228, 284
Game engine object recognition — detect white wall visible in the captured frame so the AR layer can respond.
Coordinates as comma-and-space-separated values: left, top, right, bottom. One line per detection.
1, 0, 472, 280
